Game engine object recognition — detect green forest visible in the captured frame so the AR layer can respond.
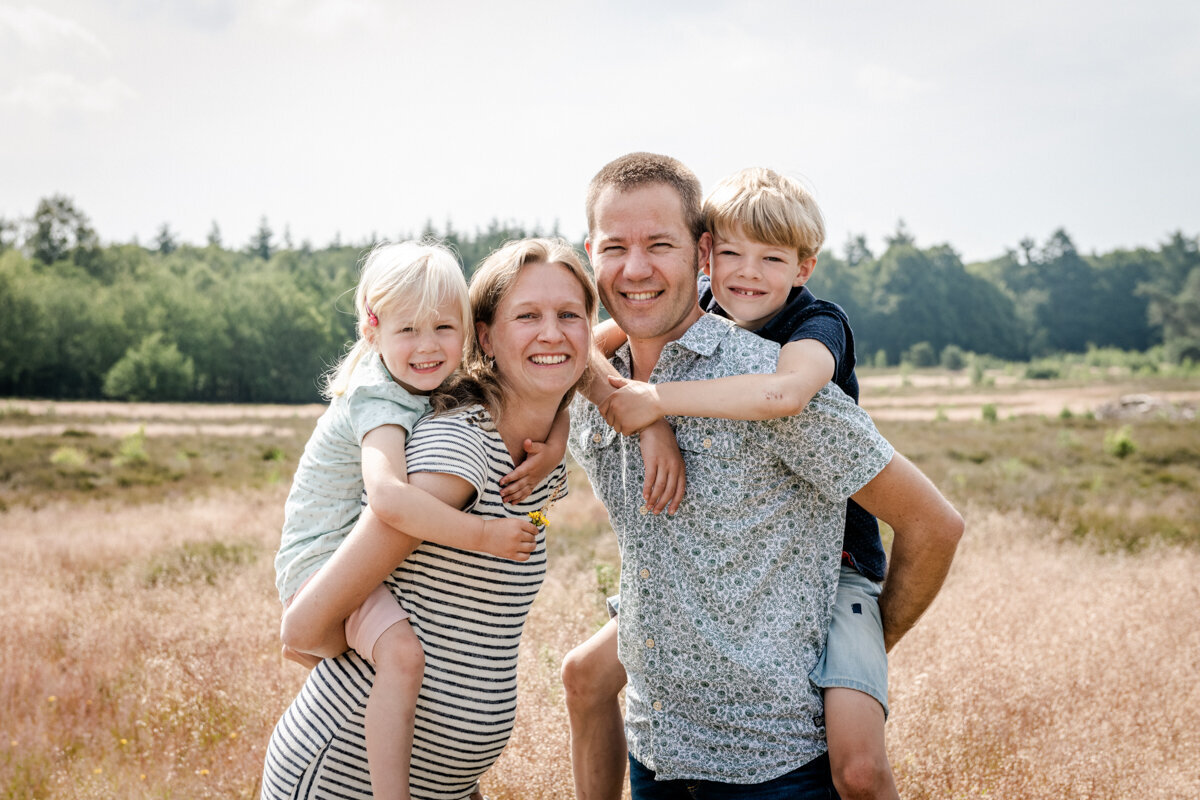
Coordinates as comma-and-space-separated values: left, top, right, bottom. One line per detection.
1, 195, 1198, 404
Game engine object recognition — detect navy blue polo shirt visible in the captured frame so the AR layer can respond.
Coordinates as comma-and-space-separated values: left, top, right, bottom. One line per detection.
698, 273, 886, 581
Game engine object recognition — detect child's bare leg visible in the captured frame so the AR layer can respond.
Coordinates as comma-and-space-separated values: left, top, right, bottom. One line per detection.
366, 619, 424, 800
281, 507, 419, 658
561, 619, 627, 800
824, 687, 899, 800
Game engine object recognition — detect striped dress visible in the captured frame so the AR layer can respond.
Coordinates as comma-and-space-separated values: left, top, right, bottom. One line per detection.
261, 405, 565, 800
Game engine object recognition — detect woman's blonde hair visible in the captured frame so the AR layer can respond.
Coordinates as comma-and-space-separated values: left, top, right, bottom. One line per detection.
703, 167, 826, 262
433, 237, 598, 417
324, 240, 470, 398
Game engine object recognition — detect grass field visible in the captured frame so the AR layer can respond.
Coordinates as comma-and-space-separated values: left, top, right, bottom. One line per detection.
2, 370, 1198, 798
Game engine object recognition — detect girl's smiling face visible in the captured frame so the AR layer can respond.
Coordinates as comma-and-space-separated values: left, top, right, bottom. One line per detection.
369, 297, 466, 394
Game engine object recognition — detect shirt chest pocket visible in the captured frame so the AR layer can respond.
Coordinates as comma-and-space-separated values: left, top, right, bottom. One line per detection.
673, 421, 753, 510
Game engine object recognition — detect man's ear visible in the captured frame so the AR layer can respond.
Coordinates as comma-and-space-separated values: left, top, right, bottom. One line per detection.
697, 231, 713, 276
793, 255, 818, 287
584, 238, 593, 263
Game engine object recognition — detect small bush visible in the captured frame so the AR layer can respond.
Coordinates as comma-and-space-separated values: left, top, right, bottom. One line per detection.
902, 341, 937, 368
50, 446, 87, 468
981, 403, 998, 423
1103, 426, 1137, 459
1024, 363, 1062, 380
114, 427, 149, 466
873, 349, 889, 368
940, 345, 967, 371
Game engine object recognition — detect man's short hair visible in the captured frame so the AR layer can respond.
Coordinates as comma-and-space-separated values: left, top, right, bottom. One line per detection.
586, 152, 705, 242
703, 167, 826, 262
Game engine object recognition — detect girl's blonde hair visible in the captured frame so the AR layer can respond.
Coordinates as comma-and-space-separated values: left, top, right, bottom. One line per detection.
324, 241, 470, 398
703, 167, 826, 262
433, 237, 598, 417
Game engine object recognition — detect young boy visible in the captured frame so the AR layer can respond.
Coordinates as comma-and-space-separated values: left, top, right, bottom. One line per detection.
569, 167, 899, 800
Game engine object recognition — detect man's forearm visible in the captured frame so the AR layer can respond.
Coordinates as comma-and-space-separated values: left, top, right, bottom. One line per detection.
878, 507, 963, 651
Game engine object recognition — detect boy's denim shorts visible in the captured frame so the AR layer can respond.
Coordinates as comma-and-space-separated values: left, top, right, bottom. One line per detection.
808, 564, 890, 716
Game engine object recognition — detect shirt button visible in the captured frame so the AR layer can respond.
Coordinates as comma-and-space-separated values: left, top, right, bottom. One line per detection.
639, 568, 650, 579
639, 504, 649, 515
592, 432, 603, 444
652, 700, 663, 711
702, 437, 713, 449
645, 638, 655, 648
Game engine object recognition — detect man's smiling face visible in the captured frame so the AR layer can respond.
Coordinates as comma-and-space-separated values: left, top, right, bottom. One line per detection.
587, 182, 710, 345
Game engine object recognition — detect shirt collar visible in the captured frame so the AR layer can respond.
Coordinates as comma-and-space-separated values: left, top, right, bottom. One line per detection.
612, 313, 740, 374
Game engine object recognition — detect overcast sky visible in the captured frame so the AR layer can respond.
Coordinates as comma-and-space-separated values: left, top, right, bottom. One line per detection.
2, 0, 1197, 263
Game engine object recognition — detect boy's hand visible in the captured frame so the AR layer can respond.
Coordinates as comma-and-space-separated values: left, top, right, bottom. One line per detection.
638, 420, 686, 515
599, 375, 664, 435
479, 518, 540, 561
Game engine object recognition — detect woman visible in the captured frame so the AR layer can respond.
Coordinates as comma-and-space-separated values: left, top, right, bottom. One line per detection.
261, 238, 597, 800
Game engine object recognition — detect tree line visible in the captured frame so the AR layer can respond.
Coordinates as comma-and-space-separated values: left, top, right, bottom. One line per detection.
1, 196, 1197, 403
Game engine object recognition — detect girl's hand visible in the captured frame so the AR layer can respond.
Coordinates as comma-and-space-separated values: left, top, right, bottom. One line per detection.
598, 375, 664, 435
500, 439, 557, 504
479, 518, 540, 561
638, 420, 686, 515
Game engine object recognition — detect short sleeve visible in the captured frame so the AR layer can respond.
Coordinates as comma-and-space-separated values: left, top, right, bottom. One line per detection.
405, 411, 491, 509
780, 301, 855, 387
766, 384, 893, 501
344, 358, 429, 445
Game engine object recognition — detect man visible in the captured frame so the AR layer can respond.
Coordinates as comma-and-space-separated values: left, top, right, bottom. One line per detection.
565, 152, 963, 799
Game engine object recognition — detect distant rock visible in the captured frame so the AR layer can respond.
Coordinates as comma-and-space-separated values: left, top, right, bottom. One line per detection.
1095, 394, 1197, 421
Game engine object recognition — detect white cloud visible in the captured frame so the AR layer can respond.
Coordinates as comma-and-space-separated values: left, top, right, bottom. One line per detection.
855, 63, 932, 103
0, 4, 109, 56
2, 71, 136, 113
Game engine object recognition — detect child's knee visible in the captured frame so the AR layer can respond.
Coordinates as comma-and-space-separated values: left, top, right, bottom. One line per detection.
370, 623, 425, 676
561, 645, 619, 708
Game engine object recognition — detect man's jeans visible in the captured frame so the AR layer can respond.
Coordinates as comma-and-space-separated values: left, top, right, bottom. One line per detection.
629, 753, 839, 799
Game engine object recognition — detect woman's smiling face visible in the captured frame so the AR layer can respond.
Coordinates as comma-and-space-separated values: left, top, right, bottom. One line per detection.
477, 260, 591, 405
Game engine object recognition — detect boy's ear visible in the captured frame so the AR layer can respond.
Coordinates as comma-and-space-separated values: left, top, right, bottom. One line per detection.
793, 255, 818, 287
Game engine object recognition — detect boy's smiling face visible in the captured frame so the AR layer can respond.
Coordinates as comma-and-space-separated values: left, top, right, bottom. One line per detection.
705, 225, 817, 330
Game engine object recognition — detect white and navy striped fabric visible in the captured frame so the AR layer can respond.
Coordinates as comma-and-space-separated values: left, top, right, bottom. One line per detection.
261, 405, 565, 800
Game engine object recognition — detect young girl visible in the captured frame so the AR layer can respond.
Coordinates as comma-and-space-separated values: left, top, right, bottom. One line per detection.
274, 241, 547, 800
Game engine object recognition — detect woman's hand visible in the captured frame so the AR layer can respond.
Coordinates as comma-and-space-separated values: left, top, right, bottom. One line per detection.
598, 375, 664, 435
638, 420, 686, 515
478, 518, 541, 561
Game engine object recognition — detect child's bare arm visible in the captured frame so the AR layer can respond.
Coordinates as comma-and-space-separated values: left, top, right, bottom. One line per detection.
583, 336, 687, 515
598, 338, 836, 434
500, 405, 569, 504
594, 318, 628, 358
361, 425, 538, 561
638, 420, 686, 515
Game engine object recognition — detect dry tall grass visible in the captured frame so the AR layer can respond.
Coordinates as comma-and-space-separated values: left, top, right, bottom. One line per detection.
2, 488, 1198, 798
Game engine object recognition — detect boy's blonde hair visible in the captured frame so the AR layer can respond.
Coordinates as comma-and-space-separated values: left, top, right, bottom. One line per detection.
324, 240, 470, 398
434, 237, 598, 417
703, 167, 825, 262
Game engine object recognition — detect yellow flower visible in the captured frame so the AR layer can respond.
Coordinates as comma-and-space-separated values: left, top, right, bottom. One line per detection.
527, 510, 549, 529
93, 767, 102, 774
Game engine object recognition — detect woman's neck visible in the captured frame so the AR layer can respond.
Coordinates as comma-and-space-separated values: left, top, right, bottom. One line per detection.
490, 394, 563, 465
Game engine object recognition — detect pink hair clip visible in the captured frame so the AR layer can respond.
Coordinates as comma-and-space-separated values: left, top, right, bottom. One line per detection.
365, 305, 379, 327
